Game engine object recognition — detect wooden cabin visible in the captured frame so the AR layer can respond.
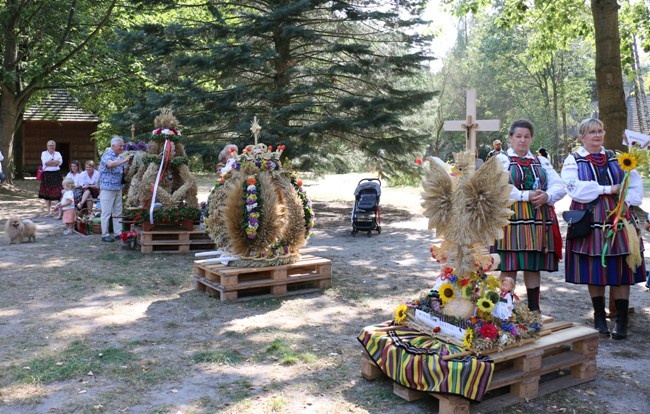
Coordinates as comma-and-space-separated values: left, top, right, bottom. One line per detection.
22, 90, 101, 174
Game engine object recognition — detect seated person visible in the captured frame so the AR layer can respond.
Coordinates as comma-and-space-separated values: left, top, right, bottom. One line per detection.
77, 160, 101, 210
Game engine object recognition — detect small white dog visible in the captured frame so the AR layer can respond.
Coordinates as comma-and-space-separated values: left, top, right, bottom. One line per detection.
5, 215, 37, 244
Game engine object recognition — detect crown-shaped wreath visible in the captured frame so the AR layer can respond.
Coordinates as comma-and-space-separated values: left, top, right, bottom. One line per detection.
151, 108, 181, 141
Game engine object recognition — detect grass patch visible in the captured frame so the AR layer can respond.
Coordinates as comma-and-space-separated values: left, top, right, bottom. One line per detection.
270, 396, 288, 412
191, 349, 243, 365
10, 341, 137, 385
216, 380, 254, 401
260, 339, 316, 365
221, 330, 246, 339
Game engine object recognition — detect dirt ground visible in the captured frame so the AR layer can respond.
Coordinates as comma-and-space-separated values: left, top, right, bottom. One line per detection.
0, 173, 649, 414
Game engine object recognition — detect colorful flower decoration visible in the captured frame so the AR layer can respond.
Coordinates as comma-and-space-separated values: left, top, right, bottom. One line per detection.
616, 152, 637, 173
476, 296, 495, 313
292, 176, 315, 237
397, 268, 542, 352
462, 328, 474, 349
152, 127, 181, 136
603, 148, 647, 268
439, 282, 456, 304
479, 323, 499, 340
394, 303, 409, 324
244, 175, 261, 240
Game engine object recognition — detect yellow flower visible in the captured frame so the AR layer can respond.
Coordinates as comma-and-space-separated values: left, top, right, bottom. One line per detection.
617, 153, 638, 173
394, 303, 409, 324
476, 296, 495, 313
485, 275, 501, 291
439, 282, 456, 305
463, 328, 474, 349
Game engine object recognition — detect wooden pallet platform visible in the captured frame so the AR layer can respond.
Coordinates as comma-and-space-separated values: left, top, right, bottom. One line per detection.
138, 228, 215, 254
194, 255, 332, 301
360, 321, 599, 414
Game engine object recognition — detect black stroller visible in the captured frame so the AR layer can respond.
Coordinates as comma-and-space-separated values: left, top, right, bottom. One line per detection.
351, 178, 382, 237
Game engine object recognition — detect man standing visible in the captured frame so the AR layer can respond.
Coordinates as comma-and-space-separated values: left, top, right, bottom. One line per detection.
99, 136, 131, 242
486, 139, 504, 160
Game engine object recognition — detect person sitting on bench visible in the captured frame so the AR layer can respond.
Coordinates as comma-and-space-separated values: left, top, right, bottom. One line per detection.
77, 160, 100, 210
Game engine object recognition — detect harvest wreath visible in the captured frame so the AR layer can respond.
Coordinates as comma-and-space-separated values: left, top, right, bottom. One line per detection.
393, 267, 542, 353
204, 142, 313, 266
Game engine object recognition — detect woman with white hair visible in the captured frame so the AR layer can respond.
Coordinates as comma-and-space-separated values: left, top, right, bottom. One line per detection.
38, 140, 64, 216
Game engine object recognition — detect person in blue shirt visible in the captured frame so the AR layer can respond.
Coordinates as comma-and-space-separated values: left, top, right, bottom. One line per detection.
98, 136, 131, 242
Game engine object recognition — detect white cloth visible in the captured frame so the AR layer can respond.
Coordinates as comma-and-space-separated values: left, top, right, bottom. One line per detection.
65, 172, 81, 186
61, 189, 75, 211
100, 189, 123, 237
560, 146, 643, 206
0, 150, 4, 173
41, 150, 63, 171
495, 148, 565, 205
77, 170, 100, 187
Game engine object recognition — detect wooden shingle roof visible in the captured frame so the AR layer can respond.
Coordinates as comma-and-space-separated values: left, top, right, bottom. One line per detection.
24, 90, 101, 122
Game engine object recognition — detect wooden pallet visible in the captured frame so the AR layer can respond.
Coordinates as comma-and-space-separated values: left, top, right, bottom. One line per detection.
360, 321, 599, 414
194, 255, 332, 301
138, 228, 215, 253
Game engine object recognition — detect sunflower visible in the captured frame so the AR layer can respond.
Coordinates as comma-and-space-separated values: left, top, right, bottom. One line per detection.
616, 153, 638, 173
394, 303, 409, 324
476, 296, 495, 313
462, 328, 474, 349
439, 282, 456, 304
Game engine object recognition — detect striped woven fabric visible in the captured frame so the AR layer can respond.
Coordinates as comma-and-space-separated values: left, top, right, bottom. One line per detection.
357, 323, 494, 401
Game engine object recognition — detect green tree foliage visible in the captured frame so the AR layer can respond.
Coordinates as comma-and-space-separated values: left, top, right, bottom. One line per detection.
114, 0, 436, 175
0, 0, 121, 181
444, 0, 628, 151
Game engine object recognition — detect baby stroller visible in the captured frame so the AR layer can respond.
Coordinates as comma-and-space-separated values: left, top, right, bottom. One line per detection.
351, 178, 382, 237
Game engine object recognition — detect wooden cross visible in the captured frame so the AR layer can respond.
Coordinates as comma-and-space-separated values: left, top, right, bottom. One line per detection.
443, 90, 501, 152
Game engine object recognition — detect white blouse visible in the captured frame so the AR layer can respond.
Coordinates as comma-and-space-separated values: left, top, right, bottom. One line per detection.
495, 148, 566, 205
65, 172, 81, 187
77, 170, 100, 187
41, 150, 63, 172
560, 146, 642, 206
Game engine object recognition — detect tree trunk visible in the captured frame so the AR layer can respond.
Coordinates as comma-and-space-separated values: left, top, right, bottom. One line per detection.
631, 34, 650, 133
0, 90, 20, 184
14, 115, 24, 179
591, 0, 626, 151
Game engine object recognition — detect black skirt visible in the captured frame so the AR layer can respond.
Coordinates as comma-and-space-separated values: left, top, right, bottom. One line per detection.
38, 170, 63, 200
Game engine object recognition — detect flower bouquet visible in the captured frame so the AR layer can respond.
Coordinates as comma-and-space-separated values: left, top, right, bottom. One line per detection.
600, 148, 648, 269
394, 266, 542, 354
120, 228, 139, 250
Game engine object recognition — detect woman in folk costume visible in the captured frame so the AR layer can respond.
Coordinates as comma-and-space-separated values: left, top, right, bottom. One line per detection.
493, 119, 566, 312
561, 118, 645, 339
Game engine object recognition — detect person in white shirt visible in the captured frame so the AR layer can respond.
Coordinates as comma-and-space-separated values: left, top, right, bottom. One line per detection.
55, 160, 83, 219
77, 160, 100, 210
38, 140, 64, 216
52, 177, 76, 235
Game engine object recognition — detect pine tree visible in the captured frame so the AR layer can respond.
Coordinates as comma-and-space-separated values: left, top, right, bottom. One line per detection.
117, 0, 435, 173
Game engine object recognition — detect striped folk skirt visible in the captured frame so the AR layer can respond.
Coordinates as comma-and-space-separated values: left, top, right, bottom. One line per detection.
493, 201, 560, 272
565, 195, 646, 286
